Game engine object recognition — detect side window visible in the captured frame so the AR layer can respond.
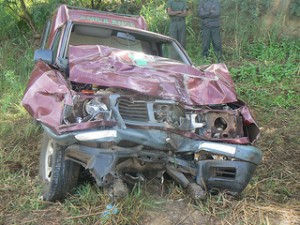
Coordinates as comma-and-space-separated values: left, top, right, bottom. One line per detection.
160, 43, 181, 61
51, 28, 62, 59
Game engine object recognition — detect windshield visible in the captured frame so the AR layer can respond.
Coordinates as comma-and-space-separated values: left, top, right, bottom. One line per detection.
67, 24, 189, 63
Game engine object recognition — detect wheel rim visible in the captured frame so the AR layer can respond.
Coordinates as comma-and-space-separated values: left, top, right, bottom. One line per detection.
44, 139, 54, 182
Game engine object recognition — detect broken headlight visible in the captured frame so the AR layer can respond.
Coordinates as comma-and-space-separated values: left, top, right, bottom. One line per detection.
84, 97, 111, 121
62, 96, 111, 124
153, 103, 185, 126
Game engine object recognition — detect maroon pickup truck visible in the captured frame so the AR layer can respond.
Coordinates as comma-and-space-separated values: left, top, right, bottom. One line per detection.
22, 5, 262, 202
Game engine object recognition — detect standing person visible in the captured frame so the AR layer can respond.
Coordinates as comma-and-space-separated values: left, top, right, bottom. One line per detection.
198, 0, 222, 62
167, 0, 189, 48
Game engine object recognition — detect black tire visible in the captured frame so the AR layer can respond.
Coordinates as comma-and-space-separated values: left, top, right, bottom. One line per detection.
39, 131, 80, 201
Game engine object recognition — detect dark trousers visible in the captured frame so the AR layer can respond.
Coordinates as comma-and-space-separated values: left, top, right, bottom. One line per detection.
169, 20, 186, 48
201, 27, 222, 61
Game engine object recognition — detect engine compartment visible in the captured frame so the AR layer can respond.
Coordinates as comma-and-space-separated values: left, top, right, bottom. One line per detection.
62, 83, 249, 142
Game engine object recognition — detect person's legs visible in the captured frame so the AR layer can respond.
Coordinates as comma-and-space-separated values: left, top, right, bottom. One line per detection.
211, 27, 222, 62
169, 21, 177, 41
201, 28, 211, 58
169, 22, 180, 59
178, 21, 186, 48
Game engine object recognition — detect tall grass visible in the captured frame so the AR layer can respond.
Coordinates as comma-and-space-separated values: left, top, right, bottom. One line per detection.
0, 36, 34, 114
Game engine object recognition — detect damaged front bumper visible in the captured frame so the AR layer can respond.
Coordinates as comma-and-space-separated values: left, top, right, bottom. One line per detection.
43, 124, 262, 196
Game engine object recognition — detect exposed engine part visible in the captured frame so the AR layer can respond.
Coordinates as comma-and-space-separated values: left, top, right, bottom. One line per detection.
195, 111, 244, 139
184, 113, 206, 131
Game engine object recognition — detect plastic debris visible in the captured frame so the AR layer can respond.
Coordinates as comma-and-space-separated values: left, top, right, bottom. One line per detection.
101, 203, 119, 223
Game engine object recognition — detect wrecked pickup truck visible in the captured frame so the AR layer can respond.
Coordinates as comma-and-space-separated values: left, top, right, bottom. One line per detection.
22, 5, 262, 202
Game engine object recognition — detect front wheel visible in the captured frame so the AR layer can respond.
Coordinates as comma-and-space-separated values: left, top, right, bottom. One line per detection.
39, 131, 80, 201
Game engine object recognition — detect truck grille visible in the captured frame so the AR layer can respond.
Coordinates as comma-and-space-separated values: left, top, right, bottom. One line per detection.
212, 167, 236, 179
118, 99, 149, 122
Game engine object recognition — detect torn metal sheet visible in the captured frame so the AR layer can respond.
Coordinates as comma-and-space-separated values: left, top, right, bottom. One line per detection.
69, 45, 238, 105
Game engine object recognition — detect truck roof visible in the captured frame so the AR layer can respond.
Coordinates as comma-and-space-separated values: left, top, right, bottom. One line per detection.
48, 5, 148, 46
56, 5, 147, 29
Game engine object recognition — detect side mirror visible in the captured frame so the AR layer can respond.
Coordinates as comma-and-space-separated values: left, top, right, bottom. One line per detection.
34, 49, 53, 64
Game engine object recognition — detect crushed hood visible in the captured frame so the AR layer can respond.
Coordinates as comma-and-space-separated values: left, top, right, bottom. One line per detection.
69, 45, 238, 106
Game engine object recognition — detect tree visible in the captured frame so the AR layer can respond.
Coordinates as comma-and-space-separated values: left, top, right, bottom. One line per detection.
2, 0, 38, 36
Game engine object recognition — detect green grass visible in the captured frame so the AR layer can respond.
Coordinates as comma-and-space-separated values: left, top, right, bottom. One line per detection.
224, 40, 300, 108
1, 36, 300, 224
0, 36, 34, 113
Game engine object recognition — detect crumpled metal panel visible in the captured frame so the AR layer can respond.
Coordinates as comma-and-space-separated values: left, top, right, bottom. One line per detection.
22, 61, 73, 132
69, 45, 238, 106
21, 61, 115, 134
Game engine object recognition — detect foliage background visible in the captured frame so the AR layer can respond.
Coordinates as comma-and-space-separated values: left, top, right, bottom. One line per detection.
0, 0, 299, 224
1, 0, 300, 40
